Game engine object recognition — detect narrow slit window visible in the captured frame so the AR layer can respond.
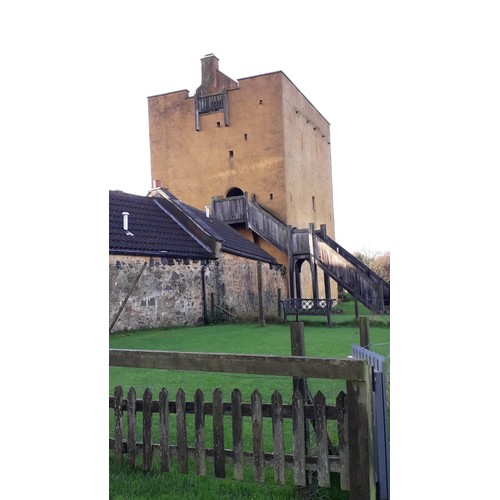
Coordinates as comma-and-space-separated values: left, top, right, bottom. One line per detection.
229, 150, 234, 159
312, 196, 316, 211
216, 121, 221, 127
269, 193, 273, 200
244, 133, 248, 140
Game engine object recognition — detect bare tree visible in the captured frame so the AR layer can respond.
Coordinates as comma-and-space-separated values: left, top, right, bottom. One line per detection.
353, 249, 390, 283
371, 252, 390, 283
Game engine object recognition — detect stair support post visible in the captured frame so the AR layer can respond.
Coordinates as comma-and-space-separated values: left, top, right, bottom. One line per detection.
287, 225, 296, 299
243, 192, 250, 230
308, 223, 319, 300
320, 225, 332, 302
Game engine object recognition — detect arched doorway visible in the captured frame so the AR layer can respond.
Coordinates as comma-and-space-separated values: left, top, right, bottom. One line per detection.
226, 187, 244, 197
292, 259, 329, 299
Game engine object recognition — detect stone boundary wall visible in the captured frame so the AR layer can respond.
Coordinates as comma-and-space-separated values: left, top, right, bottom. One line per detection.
205, 252, 287, 320
109, 253, 288, 333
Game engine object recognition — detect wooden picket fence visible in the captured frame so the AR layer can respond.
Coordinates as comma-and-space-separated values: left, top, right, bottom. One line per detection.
111, 386, 345, 487
109, 326, 376, 499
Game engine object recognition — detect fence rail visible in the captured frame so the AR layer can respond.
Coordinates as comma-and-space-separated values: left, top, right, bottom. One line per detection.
109, 349, 366, 381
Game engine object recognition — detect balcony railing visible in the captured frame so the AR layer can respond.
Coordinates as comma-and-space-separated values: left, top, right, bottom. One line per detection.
197, 93, 224, 114
195, 89, 229, 130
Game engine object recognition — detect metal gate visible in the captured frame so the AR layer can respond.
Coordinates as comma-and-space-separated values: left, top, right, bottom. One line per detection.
352, 345, 390, 500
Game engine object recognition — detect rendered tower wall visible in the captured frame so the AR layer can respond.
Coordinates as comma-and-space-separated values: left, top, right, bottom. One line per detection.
148, 56, 335, 294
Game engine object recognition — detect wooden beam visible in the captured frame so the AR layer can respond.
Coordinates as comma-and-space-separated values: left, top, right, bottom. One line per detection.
346, 362, 376, 498
109, 261, 147, 333
257, 260, 265, 327
109, 349, 367, 381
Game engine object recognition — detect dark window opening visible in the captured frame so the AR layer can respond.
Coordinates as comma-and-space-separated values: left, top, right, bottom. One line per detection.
312, 196, 316, 211
269, 193, 273, 200
217, 121, 221, 127
229, 150, 234, 159
244, 133, 248, 140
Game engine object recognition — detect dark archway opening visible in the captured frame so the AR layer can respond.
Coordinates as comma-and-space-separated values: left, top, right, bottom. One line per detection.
226, 187, 244, 197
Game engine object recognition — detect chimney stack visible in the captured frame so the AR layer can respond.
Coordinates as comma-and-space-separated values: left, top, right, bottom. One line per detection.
195, 54, 238, 97
200, 53, 219, 91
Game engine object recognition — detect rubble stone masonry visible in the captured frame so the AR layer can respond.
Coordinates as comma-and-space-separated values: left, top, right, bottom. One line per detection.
109, 254, 287, 333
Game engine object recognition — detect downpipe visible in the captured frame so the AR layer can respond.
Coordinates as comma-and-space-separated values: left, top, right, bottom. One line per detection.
201, 259, 210, 325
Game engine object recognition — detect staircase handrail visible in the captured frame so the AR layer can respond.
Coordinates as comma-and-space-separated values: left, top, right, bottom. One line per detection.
246, 198, 290, 254
315, 232, 389, 287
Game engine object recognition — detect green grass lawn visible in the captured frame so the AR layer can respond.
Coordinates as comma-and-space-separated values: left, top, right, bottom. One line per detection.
109, 321, 389, 401
109, 456, 347, 499
109, 303, 389, 499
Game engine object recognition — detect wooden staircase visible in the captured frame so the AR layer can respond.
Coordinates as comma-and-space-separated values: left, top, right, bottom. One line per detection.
211, 193, 390, 315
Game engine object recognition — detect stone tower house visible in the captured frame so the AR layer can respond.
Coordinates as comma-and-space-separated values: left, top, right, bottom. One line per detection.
148, 54, 335, 292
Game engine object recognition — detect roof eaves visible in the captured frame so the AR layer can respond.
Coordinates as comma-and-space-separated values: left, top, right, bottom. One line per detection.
221, 247, 277, 265
109, 249, 215, 260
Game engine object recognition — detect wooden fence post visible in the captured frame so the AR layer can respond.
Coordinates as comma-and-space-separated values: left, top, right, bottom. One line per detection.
359, 316, 370, 348
290, 322, 306, 395
336, 391, 349, 491
257, 261, 265, 326
290, 322, 312, 487
346, 363, 376, 499
354, 294, 359, 320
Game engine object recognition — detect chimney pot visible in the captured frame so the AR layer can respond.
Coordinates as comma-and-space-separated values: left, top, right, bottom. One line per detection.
122, 212, 129, 231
